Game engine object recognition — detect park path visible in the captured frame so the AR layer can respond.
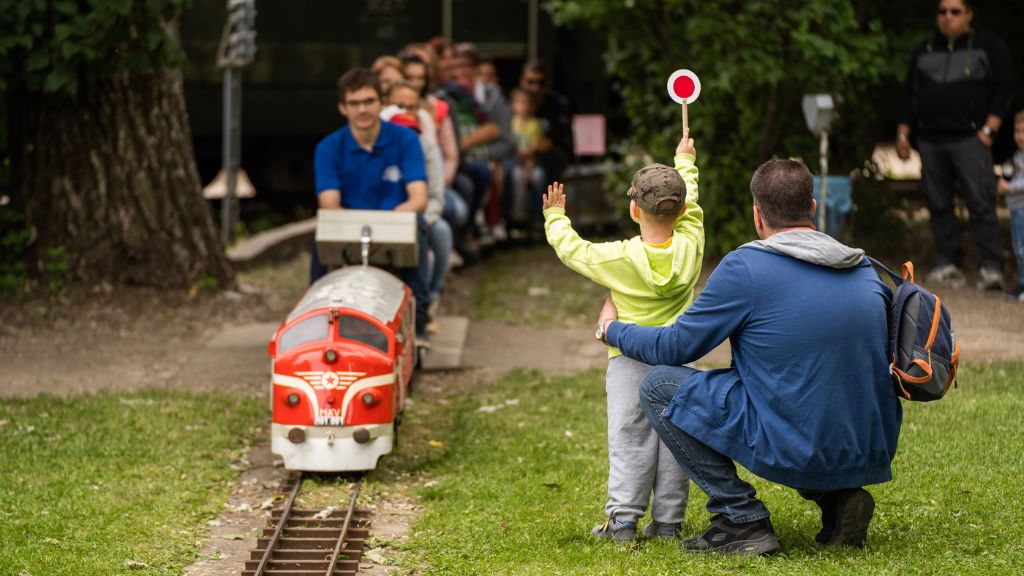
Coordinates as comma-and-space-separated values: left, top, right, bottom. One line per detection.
2, 266, 1022, 399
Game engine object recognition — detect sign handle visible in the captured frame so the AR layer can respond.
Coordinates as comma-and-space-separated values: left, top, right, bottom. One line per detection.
681, 102, 689, 134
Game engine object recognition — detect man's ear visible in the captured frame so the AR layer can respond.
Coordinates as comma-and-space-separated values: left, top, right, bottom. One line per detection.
753, 203, 765, 235
810, 198, 817, 217
337, 103, 348, 118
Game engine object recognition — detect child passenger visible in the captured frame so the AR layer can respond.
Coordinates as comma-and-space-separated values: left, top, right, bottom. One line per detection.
541, 129, 704, 541
998, 109, 1024, 302
506, 88, 546, 229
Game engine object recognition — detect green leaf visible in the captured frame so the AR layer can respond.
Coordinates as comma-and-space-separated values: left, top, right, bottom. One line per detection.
53, 1, 76, 15
42, 67, 73, 93
25, 49, 49, 71
54, 22, 74, 42
60, 42, 80, 60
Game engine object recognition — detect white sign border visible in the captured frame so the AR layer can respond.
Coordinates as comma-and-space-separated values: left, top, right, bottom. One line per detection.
667, 69, 701, 105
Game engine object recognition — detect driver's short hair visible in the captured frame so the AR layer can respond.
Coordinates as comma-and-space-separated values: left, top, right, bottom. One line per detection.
337, 68, 382, 103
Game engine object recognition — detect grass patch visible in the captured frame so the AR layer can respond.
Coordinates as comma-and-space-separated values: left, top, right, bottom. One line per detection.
473, 243, 641, 325
0, 391, 264, 576
405, 362, 1024, 575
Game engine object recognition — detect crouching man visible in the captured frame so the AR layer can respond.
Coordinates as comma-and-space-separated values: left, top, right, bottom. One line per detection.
597, 159, 903, 555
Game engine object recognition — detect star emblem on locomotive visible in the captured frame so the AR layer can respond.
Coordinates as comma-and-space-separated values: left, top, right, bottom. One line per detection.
320, 371, 340, 389
296, 371, 366, 391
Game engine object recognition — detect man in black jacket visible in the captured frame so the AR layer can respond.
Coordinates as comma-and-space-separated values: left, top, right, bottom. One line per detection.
897, 0, 1014, 290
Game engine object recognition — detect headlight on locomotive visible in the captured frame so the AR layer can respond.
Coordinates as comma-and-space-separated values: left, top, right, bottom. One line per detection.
361, 390, 381, 407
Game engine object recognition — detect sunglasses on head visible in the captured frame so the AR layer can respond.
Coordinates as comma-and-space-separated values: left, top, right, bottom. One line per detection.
937, 7, 963, 15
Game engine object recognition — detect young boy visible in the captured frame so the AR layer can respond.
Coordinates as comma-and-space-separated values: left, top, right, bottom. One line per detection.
998, 109, 1024, 302
542, 129, 703, 541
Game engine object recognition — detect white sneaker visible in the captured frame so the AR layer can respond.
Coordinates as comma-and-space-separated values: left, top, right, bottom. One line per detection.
976, 267, 1002, 291
449, 250, 464, 269
924, 264, 965, 288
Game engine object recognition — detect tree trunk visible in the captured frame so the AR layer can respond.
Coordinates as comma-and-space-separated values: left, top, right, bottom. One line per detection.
12, 65, 234, 289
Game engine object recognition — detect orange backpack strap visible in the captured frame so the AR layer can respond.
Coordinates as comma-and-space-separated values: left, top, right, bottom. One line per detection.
902, 261, 915, 283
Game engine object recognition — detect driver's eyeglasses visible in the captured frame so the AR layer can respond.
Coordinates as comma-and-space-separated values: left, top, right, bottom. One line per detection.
344, 97, 380, 109
937, 7, 963, 15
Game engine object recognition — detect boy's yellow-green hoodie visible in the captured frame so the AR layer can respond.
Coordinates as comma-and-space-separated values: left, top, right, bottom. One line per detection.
543, 153, 703, 358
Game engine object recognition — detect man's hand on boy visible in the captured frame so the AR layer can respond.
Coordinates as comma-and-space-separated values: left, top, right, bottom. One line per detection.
998, 177, 1010, 195
543, 182, 567, 210
676, 127, 696, 158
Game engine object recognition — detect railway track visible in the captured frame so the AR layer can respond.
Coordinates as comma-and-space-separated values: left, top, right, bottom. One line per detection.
243, 473, 371, 576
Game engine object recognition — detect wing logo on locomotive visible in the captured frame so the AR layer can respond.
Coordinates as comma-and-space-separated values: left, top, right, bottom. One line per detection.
295, 371, 366, 391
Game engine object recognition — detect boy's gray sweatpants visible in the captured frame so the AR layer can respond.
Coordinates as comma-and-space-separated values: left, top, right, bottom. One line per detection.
605, 355, 690, 524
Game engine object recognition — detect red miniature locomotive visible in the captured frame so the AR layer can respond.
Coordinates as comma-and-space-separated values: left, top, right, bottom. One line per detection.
268, 210, 418, 471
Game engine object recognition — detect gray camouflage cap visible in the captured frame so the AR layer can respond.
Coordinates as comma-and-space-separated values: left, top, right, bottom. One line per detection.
627, 163, 686, 215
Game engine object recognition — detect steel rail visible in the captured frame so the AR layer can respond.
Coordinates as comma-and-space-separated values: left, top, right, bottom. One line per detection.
252, 472, 303, 576
325, 476, 363, 576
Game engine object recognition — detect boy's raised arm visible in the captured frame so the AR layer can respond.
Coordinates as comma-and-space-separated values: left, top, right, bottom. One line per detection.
674, 129, 703, 235
543, 182, 628, 285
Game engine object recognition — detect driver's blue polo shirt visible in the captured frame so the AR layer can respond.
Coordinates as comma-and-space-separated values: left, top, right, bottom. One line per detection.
314, 122, 426, 209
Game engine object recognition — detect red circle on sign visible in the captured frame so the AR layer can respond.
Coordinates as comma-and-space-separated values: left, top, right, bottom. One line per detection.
673, 76, 696, 99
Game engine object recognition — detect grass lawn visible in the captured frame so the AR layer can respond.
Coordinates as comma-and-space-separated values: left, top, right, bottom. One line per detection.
473, 244, 626, 325
405, 362, 1024, 575
0, 391, 264, 576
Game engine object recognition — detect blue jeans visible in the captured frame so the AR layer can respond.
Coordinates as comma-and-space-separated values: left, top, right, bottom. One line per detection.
1011, 208, 1024, 289
442, 187, 469, 241
638, 365, 771, 524
426, 218, 453, 302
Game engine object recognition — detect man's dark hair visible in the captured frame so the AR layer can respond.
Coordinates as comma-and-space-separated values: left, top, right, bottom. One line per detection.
938, 0, 972, 9
522, 59, 548, 78
399, 53, 426, 68
336, 68, 382, 103
454, 42, 481, 66
749, 159, 815, 228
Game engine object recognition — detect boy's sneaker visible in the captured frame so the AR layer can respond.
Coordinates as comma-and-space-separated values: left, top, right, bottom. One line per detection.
682, 515, 780, 556
1004, 285, 1024, 302
823, 488, 874, 548
642, 521, 683, 540
977, 267, 1003, 291
925, 264, 966, 288
591, 517, 637, 542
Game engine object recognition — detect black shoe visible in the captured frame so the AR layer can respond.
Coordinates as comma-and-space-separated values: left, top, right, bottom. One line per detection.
804, 491, 840, 545
682, 515, 780, 556
824, 488, 874, 548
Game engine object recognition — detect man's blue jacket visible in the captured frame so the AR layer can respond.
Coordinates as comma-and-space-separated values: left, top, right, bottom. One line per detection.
607, 231, 903, 490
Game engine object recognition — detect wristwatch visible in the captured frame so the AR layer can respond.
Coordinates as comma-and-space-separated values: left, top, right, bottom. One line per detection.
595, 319, 610, 343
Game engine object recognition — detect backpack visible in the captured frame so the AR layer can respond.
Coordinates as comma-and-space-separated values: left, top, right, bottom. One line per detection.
867, 257, 960, 401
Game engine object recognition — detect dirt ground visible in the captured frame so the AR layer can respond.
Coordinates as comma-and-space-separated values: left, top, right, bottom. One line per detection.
2, 254, 1023, 575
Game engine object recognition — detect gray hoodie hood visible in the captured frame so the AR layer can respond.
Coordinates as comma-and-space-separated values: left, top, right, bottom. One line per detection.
742, 230, 865, 269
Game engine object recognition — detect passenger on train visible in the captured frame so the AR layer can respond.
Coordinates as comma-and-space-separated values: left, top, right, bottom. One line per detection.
311, 68, 431, 339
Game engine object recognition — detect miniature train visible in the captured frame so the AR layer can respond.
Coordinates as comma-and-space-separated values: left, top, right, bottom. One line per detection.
268, 210, 418, 471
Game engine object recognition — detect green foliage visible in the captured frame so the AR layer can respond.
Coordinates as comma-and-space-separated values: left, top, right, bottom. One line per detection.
0, 205, 70, 300
0, 390, 265, 576
546, 0, 911, 254
405, 362, 1024, 574
0, 0, 190, 96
